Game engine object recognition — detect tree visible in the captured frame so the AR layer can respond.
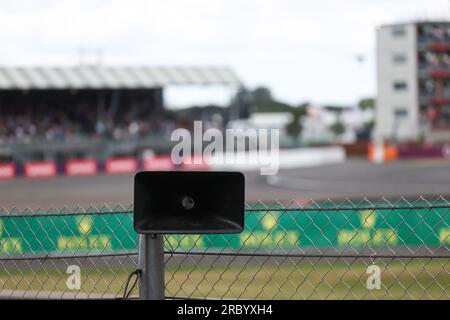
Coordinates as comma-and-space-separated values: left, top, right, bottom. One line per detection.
252, 87, 273, 106
286, 105, 307, 139
329, 110, 346, 136
330, 120, 346, 136
358, 98, 375, 110
231, 86, 293, 114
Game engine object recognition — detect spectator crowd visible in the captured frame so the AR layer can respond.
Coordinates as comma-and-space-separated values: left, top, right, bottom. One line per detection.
0, 103, 177, 144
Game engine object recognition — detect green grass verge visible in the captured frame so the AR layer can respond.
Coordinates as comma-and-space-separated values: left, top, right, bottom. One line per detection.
0, 259, 448, 299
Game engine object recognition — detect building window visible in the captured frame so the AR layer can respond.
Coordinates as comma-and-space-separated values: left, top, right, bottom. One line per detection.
393, 81, 408, 91
392, 26, 406, 37
393, 53, 407, 64
394, 108, 408, 119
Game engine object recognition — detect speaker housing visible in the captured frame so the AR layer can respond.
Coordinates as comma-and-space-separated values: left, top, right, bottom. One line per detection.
134, 171, 245, 234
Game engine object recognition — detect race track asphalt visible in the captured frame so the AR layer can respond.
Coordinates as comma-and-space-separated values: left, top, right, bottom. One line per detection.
1, 158, 450, 209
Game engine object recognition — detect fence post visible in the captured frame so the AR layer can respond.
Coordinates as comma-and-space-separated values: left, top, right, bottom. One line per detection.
138, 234, 165, 300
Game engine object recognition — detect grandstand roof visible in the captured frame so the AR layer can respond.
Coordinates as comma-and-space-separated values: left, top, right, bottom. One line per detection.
0, 66, 241, 90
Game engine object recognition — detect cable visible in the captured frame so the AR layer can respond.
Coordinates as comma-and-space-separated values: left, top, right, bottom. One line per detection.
122, 269, 142, 299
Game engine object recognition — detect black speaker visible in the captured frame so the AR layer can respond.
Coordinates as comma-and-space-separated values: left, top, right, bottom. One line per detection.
134, 171, 245, 234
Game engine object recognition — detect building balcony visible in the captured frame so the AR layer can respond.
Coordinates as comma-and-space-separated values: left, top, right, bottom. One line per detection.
418, 67, 450, 79
418, 41, 450, 52
419, 95, 450, 106
431, 69, 450, 78
430, 96, 450, 105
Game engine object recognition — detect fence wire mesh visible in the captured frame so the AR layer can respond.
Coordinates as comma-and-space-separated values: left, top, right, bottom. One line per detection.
0, 197, 449, 299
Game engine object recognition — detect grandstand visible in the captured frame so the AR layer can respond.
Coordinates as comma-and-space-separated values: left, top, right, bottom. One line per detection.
0, 66, 241, 166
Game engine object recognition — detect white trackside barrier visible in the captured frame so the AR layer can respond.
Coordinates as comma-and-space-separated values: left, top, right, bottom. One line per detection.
207, 146, 346, 173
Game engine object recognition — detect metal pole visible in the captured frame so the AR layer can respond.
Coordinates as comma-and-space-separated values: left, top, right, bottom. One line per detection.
138, 234, 165, 300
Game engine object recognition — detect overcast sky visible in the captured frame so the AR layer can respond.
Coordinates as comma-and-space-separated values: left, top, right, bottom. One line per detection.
0, 0, 449, 107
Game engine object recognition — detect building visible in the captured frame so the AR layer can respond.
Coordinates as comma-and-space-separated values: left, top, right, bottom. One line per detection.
0, 65, 241, 163
375, 21, 450, 143
301, 105, 374, 145
228, 112, 292, 131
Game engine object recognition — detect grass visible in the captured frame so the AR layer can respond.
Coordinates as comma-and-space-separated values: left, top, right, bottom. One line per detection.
0, 259, 448, 299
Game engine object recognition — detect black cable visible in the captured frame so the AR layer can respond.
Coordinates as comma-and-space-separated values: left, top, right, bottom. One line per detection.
122, 269, 142, 299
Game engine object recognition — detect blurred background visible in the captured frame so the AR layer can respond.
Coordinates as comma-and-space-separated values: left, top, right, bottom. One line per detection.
1, 0, 450, 207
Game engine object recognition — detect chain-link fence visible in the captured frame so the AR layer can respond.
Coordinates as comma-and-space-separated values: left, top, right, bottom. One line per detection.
0, 197, 449, 299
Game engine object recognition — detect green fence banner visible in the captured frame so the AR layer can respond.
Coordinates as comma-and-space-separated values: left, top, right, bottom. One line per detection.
0, 206, 449, 256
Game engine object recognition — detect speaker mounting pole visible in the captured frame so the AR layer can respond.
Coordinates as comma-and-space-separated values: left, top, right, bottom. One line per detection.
138, 234, 165, 300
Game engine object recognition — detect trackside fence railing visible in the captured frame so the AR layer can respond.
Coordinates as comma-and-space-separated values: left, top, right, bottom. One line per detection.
0, 197, 449, 299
